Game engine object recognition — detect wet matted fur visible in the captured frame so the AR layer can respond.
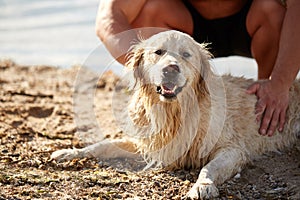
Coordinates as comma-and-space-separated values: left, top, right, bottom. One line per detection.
52, 30, 300, 199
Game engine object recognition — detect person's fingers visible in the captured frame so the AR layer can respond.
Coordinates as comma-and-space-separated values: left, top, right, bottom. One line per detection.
247, 80, 289, 136
278, 108, 287, 132
246, 83, 260, 94
259, 106, 275, 136
255, 99, 266, 123
267, 109, 280, 137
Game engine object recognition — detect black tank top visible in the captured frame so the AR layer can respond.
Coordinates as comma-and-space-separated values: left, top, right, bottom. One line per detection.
183, 0, 252, 58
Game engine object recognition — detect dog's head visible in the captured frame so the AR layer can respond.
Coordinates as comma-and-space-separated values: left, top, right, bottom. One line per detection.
126, 30, 212, 102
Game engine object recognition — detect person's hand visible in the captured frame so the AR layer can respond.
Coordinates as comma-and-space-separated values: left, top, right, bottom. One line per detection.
246, 80, 290, 136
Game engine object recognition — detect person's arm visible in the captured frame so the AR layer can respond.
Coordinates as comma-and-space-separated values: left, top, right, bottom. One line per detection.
95, 0, 147, 64
271, 0, 300, 88
247, 0, 300, 136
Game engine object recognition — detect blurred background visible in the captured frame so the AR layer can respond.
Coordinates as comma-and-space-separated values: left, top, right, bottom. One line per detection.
0, 0, 101, 67
0, 0, 261, 78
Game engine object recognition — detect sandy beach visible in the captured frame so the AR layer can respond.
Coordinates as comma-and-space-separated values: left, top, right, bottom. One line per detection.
1, 0, 299, 198
0, 59, 299, 199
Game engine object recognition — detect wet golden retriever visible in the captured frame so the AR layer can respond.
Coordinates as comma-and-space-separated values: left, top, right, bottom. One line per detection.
52, 30, 300, 199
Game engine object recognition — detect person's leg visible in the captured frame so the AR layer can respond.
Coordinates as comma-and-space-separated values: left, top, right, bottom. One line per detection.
246, 0, 286, 79
131, 0, 193, 36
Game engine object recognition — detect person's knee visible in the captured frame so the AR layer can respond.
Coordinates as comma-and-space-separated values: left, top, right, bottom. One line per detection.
260, 0, 285, 28
132, 0, 189, 30
247, 0, 285, 36
141, 0, 169, 18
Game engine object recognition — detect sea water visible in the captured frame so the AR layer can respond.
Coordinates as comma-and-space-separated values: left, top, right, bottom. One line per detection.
0, 0, 274, 79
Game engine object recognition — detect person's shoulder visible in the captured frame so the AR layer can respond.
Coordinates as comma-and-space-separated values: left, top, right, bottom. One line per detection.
100, 0, 147, 13
103, 0, 147, 7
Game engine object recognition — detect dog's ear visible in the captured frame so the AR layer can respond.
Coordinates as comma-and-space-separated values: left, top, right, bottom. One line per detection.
194, 43, 214, 96
125, 44, 145, 89
125, 44, 144, 77
125, 44, 144, 69
197, 43, 213, 80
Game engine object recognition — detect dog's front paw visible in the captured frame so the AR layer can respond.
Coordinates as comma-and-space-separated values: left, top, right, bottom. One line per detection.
186, 182, 219, 200
51, 149, 80, 162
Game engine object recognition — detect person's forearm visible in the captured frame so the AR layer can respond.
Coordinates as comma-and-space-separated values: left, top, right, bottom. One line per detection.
271, 0, 300, 87
95, 1, 138, 64
99, 27, 138, 64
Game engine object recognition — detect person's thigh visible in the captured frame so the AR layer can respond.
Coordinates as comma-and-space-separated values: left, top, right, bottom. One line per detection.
131, 0, 193, 35
246, 0, 286, 78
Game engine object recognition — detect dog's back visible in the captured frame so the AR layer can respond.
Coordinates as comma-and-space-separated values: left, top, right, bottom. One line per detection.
218, 75, 300, 158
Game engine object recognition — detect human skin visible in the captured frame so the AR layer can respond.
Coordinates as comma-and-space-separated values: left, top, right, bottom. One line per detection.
95, 0, 300, 136
247, 0, 300, 136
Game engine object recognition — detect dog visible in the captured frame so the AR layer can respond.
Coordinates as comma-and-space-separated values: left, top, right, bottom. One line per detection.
51, 30, 300, 199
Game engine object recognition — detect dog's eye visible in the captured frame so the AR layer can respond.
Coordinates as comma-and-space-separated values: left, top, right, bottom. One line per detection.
183, 52, 191, 58
154, 49, 164, 55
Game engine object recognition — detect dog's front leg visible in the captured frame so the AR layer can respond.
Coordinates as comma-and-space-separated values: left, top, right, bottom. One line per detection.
51, 138, 139, 162
186, 149, 246, 199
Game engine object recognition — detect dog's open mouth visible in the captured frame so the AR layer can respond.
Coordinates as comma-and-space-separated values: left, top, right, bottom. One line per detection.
156, 82, 183, 99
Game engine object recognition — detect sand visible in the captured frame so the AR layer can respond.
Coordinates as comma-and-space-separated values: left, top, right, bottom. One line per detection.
0, 59, 299, 199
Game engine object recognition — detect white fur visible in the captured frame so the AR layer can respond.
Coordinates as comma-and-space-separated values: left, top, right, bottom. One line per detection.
52, 30, 300, 199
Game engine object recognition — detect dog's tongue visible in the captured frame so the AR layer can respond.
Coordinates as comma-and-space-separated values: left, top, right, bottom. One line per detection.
162, 82, 175, 94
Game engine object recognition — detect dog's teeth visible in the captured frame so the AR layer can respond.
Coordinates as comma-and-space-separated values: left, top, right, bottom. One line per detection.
172, 86, 177, 92
158, 83, 183, 99
156, 86, 162, 94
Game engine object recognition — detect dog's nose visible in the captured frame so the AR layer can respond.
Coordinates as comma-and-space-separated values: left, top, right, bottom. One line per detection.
162, 65, 180, 78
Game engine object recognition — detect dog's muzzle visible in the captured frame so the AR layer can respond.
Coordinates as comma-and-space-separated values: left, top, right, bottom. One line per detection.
162, 64, 180, 78
156, 65, 184, 99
